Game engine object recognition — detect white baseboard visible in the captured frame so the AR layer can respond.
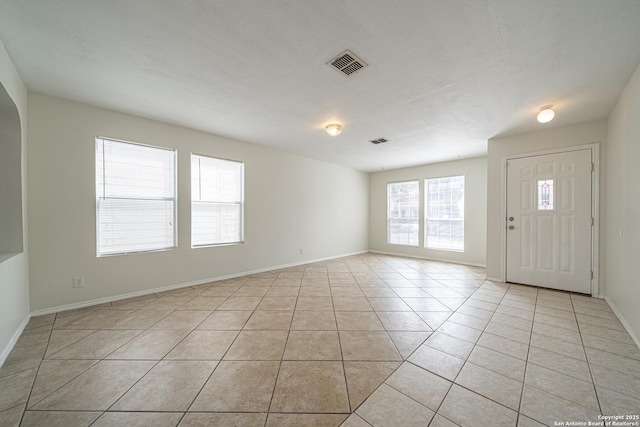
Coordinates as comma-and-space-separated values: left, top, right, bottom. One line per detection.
30, 250, 369, 317
605, 296, 640, 350
369, 250, 486, 269
0, 313, 30, 368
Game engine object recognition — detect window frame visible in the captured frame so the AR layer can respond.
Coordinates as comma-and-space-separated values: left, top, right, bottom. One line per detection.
424, 174, 465, 252
537, 178, 555, 211
95, 137, 178, 257
190, 153, 245, 248
387, 180, 420, 247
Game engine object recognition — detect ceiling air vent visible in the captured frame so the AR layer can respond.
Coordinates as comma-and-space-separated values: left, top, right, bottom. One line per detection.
369, 138, 388, 145
327, 50, 368, 77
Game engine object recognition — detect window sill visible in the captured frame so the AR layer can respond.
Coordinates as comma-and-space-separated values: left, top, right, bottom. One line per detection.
97, 247, 178, 257
192, 241, 245, 249
425, 247, 465, 253
0, 252, 21, 264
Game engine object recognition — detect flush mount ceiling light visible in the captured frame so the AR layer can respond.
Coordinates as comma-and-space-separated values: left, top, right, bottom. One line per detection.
325, 123, 343, 136
537, 105, 555, 123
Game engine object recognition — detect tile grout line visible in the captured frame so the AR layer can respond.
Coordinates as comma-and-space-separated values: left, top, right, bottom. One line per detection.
264, 270, 301, 423
514, 283, 538, 426
398, 268, 488, 427
328, 272, 353, 416
355, 257, 475, 425
185, 274, 274, 419
10, 254, 638, 426
570, 294, 604, 417
17, 313, 57, 426
429, 279, 519, 424
85, 297, 215, 416
526, 291, 610, 417
101, 292, 211, 418
102, 280, 244, 420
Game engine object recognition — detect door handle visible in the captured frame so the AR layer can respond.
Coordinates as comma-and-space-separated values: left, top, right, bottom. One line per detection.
508, 225, 515, 230
508, 217, 514, 221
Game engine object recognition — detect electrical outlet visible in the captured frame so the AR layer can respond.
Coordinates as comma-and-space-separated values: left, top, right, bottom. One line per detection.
73, 276, 85, 288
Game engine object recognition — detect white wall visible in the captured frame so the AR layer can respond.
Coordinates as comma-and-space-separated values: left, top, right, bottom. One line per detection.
486, 120, 607, 283
0, 41, 30, 365
369, 157, 487, 266
605, 63, 640, 341
27, 93, 369, 311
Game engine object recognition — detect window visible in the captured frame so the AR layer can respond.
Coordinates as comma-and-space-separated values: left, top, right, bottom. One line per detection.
537, 179, 554, 210
191, 154, 244, 247
425, 175, 464, 251
387, 181, 419, 246
96, 137, 176, 256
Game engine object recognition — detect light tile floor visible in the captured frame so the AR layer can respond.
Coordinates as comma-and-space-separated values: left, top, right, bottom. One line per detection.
1, 253, 639, 426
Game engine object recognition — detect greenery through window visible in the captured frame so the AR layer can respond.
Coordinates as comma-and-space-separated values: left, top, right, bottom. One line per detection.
387, 181, 419, 246
425, 175, 464, 251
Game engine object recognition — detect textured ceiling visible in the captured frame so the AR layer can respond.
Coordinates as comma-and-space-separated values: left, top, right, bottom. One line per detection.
1, 0, 640, 171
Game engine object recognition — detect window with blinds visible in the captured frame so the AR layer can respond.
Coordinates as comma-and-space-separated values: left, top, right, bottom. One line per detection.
387, 180, 420, 246
191, 154, 244, 247
96, 137, 177, 256
425, 175, 464, 251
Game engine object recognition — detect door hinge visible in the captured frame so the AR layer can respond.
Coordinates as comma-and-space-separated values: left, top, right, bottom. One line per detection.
590, 271, 594, 280
591, 163, 595, 172
591, 217, 594, 226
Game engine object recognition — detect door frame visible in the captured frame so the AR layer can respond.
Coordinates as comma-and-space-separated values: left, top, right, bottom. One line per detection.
500, 143, 600, 296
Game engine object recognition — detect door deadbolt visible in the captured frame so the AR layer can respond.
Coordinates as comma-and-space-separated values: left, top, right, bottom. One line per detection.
508, 225, 515, 230
508, 217, 514, 221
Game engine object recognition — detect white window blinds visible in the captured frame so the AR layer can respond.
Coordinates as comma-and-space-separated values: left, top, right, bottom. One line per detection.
387, 181, 420, 246
96, 138, 176, 256
425, 175, 464, 251
191, 154, 244, 247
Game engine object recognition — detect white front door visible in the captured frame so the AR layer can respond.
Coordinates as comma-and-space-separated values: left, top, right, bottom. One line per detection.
506, 149, 593, 294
